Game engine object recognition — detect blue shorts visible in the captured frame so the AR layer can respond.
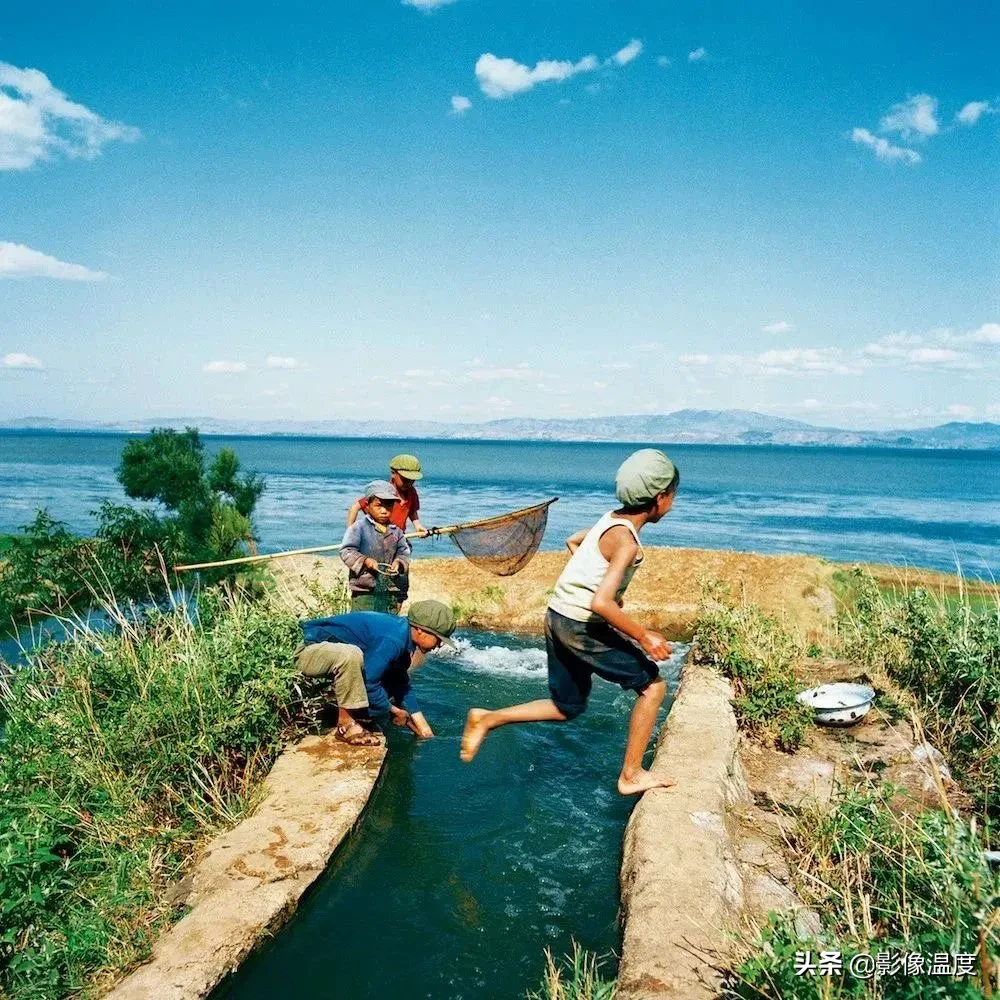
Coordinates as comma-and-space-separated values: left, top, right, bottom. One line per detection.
545, 609, 661, 719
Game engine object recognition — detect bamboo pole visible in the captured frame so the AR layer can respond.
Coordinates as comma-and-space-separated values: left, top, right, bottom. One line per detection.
172, 497, 558, 573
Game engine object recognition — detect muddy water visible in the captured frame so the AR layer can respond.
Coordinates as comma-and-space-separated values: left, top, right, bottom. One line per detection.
214, 631, 688, 1000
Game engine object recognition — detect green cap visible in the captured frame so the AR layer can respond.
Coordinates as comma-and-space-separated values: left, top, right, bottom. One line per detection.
615, 448, 678, 506
407, 599, 456, 648
390, 454, 423, 480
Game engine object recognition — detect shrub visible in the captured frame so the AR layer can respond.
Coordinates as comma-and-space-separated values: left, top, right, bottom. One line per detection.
526, 944, 617, 1000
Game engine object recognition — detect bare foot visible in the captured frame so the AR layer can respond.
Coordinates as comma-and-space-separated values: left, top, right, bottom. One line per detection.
460, 708, 491, 762
617, 769, 676, 796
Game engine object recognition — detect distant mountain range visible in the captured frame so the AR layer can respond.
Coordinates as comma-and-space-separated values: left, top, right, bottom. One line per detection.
3, 411, 999, 449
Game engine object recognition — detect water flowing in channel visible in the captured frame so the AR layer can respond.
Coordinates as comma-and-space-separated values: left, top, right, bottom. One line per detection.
214, 632, 689, 1000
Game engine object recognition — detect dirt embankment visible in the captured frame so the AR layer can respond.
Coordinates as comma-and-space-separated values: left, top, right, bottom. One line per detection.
275, 546, 845, 640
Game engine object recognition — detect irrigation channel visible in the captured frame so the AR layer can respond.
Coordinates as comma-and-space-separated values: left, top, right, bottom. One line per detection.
214, 630, 689, 1000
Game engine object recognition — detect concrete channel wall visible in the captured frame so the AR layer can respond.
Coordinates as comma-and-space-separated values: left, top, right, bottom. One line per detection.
105, 733, 386, 1000
617, 662, 751, 999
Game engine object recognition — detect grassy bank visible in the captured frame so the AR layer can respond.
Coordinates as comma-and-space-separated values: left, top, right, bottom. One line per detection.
0, 582, 345, 999
695, 572, 1000, 997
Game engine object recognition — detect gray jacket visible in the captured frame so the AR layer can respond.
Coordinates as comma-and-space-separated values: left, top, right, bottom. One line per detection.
340, 515, 411, 597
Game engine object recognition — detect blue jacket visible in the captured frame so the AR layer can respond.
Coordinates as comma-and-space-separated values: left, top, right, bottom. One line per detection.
300, 612, 419, 717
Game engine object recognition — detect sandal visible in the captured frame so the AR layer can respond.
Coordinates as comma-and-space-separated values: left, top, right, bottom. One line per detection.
335, 725, 382, 747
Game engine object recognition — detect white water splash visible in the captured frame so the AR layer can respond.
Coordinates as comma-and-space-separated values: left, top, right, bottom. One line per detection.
441, 637, 690, 680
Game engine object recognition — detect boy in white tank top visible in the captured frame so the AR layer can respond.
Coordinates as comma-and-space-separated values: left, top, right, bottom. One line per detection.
460, 449, 679, 796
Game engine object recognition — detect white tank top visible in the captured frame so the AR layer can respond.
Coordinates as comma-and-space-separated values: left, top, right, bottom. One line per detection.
547, 512, 643, 623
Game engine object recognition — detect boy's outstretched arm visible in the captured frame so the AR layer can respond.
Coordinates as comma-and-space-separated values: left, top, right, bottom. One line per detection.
346, 499, 362, 527
565, 528, 588, 554
590, 527, 671, 662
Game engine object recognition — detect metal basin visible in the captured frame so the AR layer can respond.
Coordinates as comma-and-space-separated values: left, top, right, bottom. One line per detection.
797, 682, 875, 726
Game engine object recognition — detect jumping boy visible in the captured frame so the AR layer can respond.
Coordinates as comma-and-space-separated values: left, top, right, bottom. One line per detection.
341, 480, 411, 612
460, 448, 680, 796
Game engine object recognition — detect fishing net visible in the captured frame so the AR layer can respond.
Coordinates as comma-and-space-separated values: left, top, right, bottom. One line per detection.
371, 564, 404, 613
441, 499, 555, 576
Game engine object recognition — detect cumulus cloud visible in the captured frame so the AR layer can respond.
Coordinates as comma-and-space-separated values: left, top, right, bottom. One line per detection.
202, 360, 247, 374
957, 100, 991, 125
963, 322, 1000, 344
0, 241, 107, 280
3, 351, 43, 369
688, 47, 707, 62
0, 62, 139, 171
450, 95, 472, 114
656, 56, 672, 68
266, 355, 298, 369
880, 93, 939, 140
850, 127, 921, 165
475, 52, 599, 99
612, 39, 644, 66
754, 348, 862, 375
761, 320, 792, 335
402, 0, 456, 8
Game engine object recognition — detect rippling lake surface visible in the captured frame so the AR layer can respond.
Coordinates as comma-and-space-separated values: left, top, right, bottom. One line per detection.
1, 431, 997, 575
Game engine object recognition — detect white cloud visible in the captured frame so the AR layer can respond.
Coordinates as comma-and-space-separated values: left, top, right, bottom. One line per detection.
0, 62, 139, 171
656, 56, 672, 68
475, 52, 599, 99
679, 353, 711, 365
612, 39, 644, 66
593, 380, 608, 389
956, 100, 992, 125
880, 93, 939, 140
907, 347, 965, 365
754, 348, 862, 375
3, 351, 43, 369
635, 341, 662, 353
987, 404, 1000, 418
963, 322, 1000, 344
464, 365, 540, 381
945, 403, 974, 419
202, 360, 248, 374
761, 320, 792, 335
602, 361, 632, 370
688, 47, 707, 62
266, 355, 298, 369
0, 241, 107, 280
450, 95, 472, 114
402, 0, 456, 8
850, 127, 921, 165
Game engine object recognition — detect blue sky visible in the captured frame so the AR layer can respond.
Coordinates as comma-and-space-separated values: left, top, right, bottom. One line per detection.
1, 0, 997, 428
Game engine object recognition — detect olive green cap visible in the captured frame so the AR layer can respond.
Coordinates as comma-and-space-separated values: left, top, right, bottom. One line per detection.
390, 453, 423, 480
615, 449, 678, 506
407, 599, 456, 648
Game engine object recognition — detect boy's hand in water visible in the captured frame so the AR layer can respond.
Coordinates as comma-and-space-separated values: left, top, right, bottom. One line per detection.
640, 629, 671, 661
389, 706, 410, 726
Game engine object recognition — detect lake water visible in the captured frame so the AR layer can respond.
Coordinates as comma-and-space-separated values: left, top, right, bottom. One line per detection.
1, 431, 998, 576
213, 634, 688, 1000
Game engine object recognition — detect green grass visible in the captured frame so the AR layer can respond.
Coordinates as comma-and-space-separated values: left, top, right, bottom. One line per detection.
0, 581, 347, 999
837, 569, 1000, 833
726, 788, 999, 998
693, 586, 813, 752
526, 944, 617, 1000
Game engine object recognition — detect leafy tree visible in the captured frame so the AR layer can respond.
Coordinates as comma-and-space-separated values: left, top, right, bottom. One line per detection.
116, 427, 264, 563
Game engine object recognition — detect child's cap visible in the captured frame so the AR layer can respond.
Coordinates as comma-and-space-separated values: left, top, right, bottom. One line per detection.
365, 480, 400, 502
390, 454, 423, 480
615, 449, 677, 506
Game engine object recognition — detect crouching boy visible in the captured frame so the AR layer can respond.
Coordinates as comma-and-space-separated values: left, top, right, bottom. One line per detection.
299, 600, 457, 740
460, 449, 680, 795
